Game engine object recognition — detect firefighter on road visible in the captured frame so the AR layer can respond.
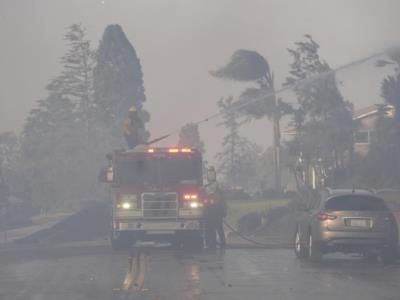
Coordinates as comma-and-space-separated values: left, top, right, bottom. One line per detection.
0, 170, 10, 233
0, 169, 9, 209
123, 105, 145, 149
203, 166, 227, 249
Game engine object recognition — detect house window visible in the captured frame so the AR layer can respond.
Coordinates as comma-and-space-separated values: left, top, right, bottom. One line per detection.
354, 130, 370, 144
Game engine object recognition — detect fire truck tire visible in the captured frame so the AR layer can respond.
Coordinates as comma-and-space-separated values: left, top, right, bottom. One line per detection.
111, 232, 135, 251
181, 231, 204, 251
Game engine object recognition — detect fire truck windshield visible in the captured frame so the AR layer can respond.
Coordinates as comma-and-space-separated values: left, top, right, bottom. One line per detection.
116, 156, 202, 185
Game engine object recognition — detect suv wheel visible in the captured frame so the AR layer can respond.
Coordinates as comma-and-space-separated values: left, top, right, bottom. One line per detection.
308, 233, 322, 262
362, 251, 378, 262
381, 245, 397, 264
294, 228, 307, 259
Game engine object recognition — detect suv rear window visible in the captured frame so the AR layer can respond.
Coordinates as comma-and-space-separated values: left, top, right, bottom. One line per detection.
325, 195, 388, 211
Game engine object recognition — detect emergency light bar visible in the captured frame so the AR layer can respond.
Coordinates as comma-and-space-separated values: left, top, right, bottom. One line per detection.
183, 194, 198, 200
146, 148, 193, 153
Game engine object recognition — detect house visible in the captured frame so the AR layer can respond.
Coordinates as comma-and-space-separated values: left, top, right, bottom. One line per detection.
353, 104, 395, 156
280, 104, 395, 188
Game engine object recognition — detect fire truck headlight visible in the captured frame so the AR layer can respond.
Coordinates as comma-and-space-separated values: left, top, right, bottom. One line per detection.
118, 194, 137, 210
121, 202, 132, 209
190, 201, 200, 209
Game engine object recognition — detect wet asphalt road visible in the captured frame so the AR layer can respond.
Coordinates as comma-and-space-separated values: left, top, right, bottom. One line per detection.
0, 242, 399, 300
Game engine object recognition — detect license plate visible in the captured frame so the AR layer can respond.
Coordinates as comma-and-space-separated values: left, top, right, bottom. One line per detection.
119, 223, 136, 230
349, 219, 368, 227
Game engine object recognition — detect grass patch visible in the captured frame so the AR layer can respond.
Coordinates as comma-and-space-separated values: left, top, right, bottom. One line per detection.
225, 199, 289, 228
254, 207, 301, 244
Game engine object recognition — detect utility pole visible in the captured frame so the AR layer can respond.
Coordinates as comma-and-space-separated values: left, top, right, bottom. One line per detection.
268, 74, 282, 193
272, 96, 282, 193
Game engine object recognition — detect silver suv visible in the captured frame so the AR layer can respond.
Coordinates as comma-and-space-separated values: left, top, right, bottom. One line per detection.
294, 189, 398, 263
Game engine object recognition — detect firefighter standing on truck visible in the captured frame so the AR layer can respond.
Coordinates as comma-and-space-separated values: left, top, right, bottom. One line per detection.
123, 105, 145, 149
203, 166, 227, 249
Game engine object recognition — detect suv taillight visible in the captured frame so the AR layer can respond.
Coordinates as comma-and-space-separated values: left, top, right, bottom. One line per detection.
317, 213, 337, 221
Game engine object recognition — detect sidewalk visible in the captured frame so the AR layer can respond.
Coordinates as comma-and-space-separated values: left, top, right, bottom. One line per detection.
0, 212, 72, 246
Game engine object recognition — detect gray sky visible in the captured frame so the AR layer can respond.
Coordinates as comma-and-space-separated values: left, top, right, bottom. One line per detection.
1, 0, 400, 161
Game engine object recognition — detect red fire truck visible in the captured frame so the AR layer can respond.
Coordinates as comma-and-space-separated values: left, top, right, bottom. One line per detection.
102, 146, 204, 250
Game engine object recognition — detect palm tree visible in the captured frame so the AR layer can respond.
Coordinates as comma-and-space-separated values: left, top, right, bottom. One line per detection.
211, 50, 287, 192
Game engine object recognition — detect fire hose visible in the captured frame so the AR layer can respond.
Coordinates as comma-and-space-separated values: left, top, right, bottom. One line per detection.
223, 219, 273, 247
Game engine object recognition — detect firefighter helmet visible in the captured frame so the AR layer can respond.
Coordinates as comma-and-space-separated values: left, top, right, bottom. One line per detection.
128, 105, 137, 112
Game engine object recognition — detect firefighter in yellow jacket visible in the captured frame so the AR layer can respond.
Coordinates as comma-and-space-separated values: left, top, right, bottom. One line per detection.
124, 106, 145, 149
203, 166, 227, 249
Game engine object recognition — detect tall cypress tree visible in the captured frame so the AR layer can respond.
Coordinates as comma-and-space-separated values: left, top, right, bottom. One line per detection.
94, 25, 149, 142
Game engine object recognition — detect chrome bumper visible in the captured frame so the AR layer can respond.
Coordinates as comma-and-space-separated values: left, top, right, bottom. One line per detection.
317, 230, 390, 245
116, 219, 201, 232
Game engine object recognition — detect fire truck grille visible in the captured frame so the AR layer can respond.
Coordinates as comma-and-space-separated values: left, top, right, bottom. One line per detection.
142, 193, 178, 218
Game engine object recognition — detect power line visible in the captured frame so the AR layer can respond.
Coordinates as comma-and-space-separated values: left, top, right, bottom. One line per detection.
148, 50, 387, 145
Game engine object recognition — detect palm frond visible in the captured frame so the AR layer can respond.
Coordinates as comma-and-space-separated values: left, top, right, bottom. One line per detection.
210, 50, 269, 82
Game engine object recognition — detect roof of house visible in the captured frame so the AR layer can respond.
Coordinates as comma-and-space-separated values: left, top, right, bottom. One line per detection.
353, 104, 394, 120
282, 104, 395, 136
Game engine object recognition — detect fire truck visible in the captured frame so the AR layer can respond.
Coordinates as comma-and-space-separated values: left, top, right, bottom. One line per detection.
101, 146, 204, 250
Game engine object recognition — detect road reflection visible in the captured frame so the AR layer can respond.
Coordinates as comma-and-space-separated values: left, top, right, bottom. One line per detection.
297, 253, 400, 286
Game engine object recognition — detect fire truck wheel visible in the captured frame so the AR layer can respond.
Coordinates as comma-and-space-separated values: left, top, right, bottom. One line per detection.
181, 231, 204, 251
111, 232, 135, 251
